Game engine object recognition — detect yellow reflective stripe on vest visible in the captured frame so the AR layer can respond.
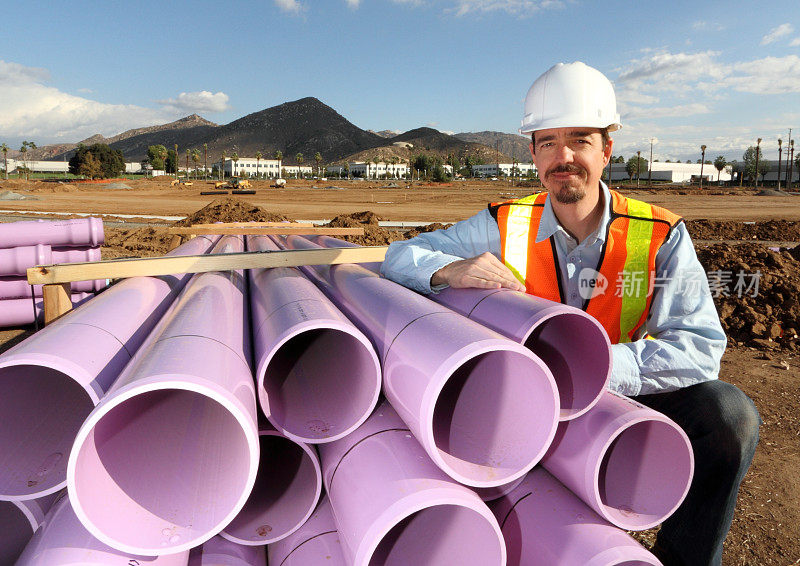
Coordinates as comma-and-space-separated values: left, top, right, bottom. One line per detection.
619, 199, 655, 342
503, 194, 539, 284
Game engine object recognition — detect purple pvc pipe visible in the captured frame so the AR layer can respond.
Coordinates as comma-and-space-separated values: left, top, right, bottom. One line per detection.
0, 217, 104, 248
67, 235, 260, 555
0, 493, 58, 565
432, 287, 610, 420
220, 424, 322, 545
490, 467, 663, 566
267, 496, 346, 566
0, 276, 106, 299
278, 234, 559, 487
318, 401, 506, 566
0, 235, 218, 500
246, 235, 381, 443
0, 293, 93, 327
541, 390, 694, 530
0, 245, 101, 276
188, 535, 265, 566
16, 494, 189, 565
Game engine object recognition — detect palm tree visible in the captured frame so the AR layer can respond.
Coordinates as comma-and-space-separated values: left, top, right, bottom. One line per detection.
372, 156, 380, 179
275, 150, 283, 178
295, 153, 304, 179
231, 152, 240, 177
185, 149, 191, 179
191, 149, 201, 179
314, 152, 322, 177
203, 143, 208, 179
1, 143, 8, 180
255, 151, 262, 178
174, 144, 179, 180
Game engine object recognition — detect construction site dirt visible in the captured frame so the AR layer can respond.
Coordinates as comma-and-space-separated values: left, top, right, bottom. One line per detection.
1, 177, 798, 564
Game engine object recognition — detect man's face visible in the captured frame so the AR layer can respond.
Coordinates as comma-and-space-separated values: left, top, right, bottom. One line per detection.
529, 127, 612, 205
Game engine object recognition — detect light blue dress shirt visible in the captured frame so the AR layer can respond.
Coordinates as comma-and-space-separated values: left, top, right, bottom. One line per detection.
380, 182, 726, 396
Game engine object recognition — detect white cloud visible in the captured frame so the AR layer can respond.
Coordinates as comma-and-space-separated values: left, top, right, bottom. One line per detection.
157, 91, 231, 113
0, 60, 174, 142
449, 0, 564, 17
761, 23, 793, 45
692, 21, 724, 32
345, 0, 361, 7
274, 0, 304, 14
616, 51, 726, 85
731, 55, 800, 94
624, 103, 711, 120
790, 37, 800, 47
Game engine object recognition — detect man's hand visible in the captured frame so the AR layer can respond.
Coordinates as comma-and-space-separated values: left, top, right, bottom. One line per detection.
431, 253, 526, 291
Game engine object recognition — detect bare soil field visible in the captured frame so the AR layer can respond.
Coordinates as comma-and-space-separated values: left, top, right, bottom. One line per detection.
1, 177, 799, 564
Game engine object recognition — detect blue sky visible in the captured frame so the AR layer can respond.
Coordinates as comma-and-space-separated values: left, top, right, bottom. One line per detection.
1, 0, 799, 162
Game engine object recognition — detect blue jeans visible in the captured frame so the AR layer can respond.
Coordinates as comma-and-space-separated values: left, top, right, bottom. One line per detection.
632, 380, 761, 566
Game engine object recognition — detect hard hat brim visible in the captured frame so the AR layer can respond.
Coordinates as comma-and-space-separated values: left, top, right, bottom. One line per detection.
519, 114, 622, 135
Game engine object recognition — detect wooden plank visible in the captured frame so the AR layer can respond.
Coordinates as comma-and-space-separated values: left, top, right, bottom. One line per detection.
167, 227, 364, 236
186, 221, 315, 229
42, 283, 72, 325
27, 246, 388, 285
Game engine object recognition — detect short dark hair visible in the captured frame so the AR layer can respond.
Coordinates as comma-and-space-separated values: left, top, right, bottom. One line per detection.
531, 127, 611, 154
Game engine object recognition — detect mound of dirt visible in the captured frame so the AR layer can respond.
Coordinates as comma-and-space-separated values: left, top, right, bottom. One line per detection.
403, 222, 453, 239
173, 198, 290, 227
696, 243, 800, 349
687, 219, 800, 242
0, 190, 35, 200
324, 211, 401, 246
103, 227, 175, 258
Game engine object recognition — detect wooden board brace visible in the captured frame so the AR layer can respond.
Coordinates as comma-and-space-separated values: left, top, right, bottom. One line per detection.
42, 283, 72, 325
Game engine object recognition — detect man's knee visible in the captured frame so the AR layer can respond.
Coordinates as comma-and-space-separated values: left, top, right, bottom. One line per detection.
695, 380, 760, 464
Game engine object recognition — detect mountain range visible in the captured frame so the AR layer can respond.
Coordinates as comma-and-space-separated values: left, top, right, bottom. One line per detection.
18, 97, 527, 165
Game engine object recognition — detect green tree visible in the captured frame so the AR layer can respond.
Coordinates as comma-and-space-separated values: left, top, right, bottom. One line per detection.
191, 149, 201, 179
412, 154, 435, 179
625, 155, 648, 180
19, 141, 36, 179
68, 143, 125, 179
742, 146, 767, 184
146, 145, 168, 170
295, 153, 304, 178
165, 149, 178, 175
1, 143, 8, 179
255, 151, 262, 178
314, 152, 323, 177
713, 155, 726, 183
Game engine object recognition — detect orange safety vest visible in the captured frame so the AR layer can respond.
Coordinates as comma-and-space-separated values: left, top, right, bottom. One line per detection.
489, 190, 682, 344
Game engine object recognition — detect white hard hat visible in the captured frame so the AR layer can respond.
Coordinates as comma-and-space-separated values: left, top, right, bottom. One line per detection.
519, 61, 622, 135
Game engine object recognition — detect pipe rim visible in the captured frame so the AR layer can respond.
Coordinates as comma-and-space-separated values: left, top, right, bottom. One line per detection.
590, 414, 694, 530
67, 377, 260, 555
419, 339, 559, 488
353, 487, 506, 566
256, 318, 381, 444
219, 429, 322, 545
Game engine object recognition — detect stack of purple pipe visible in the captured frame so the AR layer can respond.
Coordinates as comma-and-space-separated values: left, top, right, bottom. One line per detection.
0, 218, 107, 328
0, 231, 695, 565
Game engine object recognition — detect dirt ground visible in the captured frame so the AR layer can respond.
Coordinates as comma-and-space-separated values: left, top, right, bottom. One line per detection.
1, 177, 799, 564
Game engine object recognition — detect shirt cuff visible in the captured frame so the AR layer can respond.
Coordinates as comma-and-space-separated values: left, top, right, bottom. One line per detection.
608, 344, 643, 396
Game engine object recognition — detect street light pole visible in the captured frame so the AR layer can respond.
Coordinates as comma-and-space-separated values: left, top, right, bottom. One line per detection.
636, 150, 641, 188
648, 137, 656, 186
788, 139, 795, 191
777, 139, 783, 191
699, 145, 706, 189
754, 138, 762, 188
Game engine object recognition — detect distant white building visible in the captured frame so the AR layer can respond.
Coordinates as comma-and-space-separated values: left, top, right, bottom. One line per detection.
335, 161, 409, 179
281, 165, 313, 177
607, 162, 731, 183
473, 163, 536, 177
215, 157, 284, 178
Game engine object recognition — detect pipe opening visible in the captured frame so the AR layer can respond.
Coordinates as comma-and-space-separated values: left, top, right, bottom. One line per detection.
0, 365, 93, 497
0, 502, 34, 564
525, 313, 609, 419
72, 388, 252, 550
598, 420, 693, 528
432, 350, 557, 484
265, 328, 377, 441
223, 433, 319, 544
369, 505, 503, 566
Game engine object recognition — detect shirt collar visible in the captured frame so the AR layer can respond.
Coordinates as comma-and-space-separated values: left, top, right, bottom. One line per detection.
535, 181, 612, 245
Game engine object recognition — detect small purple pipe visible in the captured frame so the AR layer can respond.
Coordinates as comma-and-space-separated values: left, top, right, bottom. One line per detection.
188, 535, 265, 566
246, 235, 380, 443
220, 424, 322, 546
0, 293, 93, 327
490, 467, 663, 565
268, 496, 346, 566
15, 494, 190, 565
277, 235, 559, 487
0, 235, 218, 501
0, 493, 58, 565
432, 287, 610, 420
0, 245, 100, 276
0, 217, 104, 248
541, 390, 694, 530
318, 401, 506, 566
67, 235, 260, 555
0, 276, 106, 299
309, 236, 610, 421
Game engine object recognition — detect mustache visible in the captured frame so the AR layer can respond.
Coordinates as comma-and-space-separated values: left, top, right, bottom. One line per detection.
545, 164, 585, 177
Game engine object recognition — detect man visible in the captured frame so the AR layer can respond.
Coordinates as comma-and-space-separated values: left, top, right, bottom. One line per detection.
381, 62, 760, 566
